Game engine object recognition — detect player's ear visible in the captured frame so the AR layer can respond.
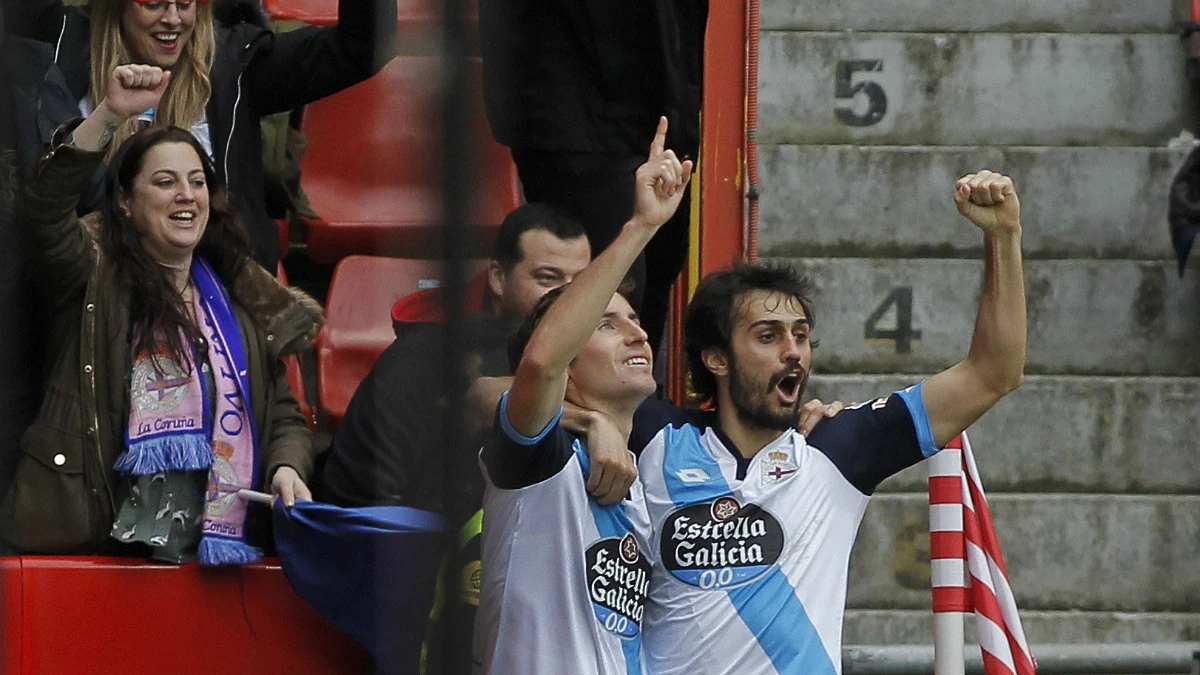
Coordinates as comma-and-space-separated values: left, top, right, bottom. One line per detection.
701, 348, 729, 379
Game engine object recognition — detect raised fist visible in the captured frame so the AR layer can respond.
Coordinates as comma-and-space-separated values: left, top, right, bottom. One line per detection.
101, 64, 171, 120
631, 117, 694, 230
954, 170, 1021, 234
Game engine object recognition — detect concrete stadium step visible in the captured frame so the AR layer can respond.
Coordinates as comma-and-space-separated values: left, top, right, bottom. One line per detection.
844, 609, 1200, 645
762, 0, 1179, 33
845, 493, 1200, 612
774, 257, 1200, 376
759, 145, 1188, 261
805, 375, 1200, 494
759, 32, 1186, 146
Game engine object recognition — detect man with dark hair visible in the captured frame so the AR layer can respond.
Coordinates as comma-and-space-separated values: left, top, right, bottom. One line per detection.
316, 201, 638, 674
632, 171, 1027, 674
318, 202, 591, 511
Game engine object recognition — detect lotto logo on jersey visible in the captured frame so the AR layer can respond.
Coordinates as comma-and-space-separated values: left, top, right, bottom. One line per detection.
585, 532, 651, 639
660, 497, 784, 590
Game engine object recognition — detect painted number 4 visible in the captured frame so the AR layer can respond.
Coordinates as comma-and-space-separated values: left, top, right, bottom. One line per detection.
864, 287, 921, 354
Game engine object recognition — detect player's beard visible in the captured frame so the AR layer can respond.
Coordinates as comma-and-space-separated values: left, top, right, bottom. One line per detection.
728, 353, 809, 432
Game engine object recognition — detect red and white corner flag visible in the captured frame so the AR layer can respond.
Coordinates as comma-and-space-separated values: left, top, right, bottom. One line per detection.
928, 433, 1037, 675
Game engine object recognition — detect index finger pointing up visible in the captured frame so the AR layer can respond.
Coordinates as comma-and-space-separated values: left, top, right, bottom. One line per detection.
649, 116, 668, 158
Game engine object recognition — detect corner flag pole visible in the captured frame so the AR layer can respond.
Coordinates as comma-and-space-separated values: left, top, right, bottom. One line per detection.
930, 443, 968, 675
934, 612, 967, 675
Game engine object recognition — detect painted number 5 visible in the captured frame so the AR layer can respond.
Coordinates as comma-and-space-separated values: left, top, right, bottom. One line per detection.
834, 59, 887, 127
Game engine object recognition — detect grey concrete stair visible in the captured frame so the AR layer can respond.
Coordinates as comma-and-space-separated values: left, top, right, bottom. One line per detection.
759, 145, 1188, 260
846, 493, 1200, 612
760, 32, 1187, 146
844, 609, 1200, 645
763, 0, 1180, 33
806, 375, 1200, 494
758, 0, 1195, 650
774, 257, 1200, 376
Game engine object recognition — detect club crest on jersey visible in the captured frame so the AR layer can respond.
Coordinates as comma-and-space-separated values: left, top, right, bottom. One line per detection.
585, 533, 651, 640
761, 450, 798, 485
661, 497, 784, 591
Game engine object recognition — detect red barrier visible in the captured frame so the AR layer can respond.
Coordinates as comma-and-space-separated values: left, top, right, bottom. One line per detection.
1, 556, 369, 675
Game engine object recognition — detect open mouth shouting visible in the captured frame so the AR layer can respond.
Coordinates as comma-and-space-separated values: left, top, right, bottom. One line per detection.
770, 367, 807, 406
153, 32, 182, 51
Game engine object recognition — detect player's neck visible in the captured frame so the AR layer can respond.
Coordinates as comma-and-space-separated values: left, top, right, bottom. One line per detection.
569, 394, 637, 442
715, 393, 785, 459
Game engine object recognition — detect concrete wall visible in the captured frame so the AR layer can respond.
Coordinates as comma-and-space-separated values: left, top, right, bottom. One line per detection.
759, 146, 1188, 260
760, 33, 1189, 147
759, 0, 1200, 646
807, 375, 1200, 494
762, 0, 1185, 33
777, 257, 1200, 376
848, 494, 1200, 612
844, 609, 1200, 645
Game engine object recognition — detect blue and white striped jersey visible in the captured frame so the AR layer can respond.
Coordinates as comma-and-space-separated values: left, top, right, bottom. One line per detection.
474, 393, 654, 675
632, 385, 940, 675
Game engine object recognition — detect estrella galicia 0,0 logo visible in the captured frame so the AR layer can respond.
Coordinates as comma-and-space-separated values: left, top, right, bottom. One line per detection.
660, 496, 784, 590
585, 532, 651, 639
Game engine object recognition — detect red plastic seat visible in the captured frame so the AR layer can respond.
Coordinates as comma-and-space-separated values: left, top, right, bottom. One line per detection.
298, 56, 518, 263
262, 0, 479, 47
315, 256, 488, 430
0, 556, 369, 675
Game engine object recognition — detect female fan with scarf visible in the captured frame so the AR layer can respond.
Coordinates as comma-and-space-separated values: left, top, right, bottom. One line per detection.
0, 65, 323, 565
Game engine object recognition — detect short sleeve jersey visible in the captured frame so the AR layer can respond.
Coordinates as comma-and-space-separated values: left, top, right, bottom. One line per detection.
473, 393, 654, 675
632, 384, 940, 675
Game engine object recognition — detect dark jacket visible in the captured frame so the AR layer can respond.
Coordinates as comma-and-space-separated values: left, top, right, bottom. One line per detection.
317, 312, 517, 515
0, 126, 325, 555
0, 35, 77, 503
479, 0, 707, 159
4, 0, 396, 272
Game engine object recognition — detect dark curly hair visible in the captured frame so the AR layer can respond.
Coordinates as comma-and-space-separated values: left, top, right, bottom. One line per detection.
101, 126, 252, 368
684, 262, 817, 404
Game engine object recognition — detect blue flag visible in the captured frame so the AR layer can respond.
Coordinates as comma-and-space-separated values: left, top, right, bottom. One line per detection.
273, 500, 450, 673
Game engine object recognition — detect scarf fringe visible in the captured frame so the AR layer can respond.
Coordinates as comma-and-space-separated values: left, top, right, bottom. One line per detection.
199, 537, 263, 567
115, 434, 214, 476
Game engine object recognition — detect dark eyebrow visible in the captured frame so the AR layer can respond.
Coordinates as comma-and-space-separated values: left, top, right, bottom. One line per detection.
748, 318, 810, 331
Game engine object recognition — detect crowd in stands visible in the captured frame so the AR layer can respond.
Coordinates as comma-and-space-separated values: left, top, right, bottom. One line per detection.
0, 1, 1030, 674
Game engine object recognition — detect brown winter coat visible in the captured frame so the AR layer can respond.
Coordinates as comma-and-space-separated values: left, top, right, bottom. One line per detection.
0, 127, 323, 554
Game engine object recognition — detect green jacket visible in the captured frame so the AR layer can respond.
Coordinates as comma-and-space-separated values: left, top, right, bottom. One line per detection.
0, 127, 322, 554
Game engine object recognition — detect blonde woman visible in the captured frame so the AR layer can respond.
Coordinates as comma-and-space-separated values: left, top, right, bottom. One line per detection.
4, 0, 396, 272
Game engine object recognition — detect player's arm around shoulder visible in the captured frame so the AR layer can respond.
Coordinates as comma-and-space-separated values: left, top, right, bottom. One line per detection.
921, 170, 1027, 449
